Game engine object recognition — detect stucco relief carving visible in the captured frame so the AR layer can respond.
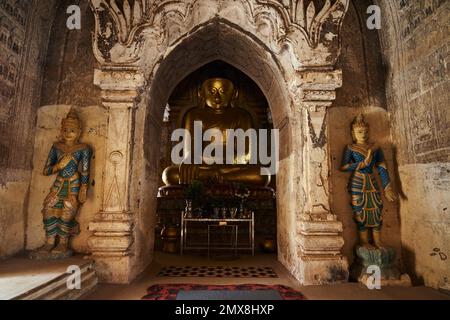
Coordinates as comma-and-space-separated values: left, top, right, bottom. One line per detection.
307, 110, 327, 148
89, 0, 349, 67
103, 151, 125, 211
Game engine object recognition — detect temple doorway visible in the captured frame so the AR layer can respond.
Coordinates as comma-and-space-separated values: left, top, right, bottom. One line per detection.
133, 19, 299, 286
154, 61, 278, 264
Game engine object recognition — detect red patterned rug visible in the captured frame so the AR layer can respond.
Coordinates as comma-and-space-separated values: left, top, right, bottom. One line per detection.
142, 284, 306, 300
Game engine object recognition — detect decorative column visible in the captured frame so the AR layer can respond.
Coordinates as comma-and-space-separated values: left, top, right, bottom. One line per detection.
297, 69, 349, 285
87, 68, 145, 283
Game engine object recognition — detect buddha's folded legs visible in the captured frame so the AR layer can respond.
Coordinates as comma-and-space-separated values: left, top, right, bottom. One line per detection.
162, 164, 271, 186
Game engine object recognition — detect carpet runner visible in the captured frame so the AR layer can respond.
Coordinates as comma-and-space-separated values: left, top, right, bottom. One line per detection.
142, 284, 306, 300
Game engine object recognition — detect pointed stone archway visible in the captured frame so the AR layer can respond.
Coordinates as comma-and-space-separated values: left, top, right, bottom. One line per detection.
87, 0, 350, 284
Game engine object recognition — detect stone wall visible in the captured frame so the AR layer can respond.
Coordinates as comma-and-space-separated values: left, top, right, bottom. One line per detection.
0, 182, 29, 257
9, 0, 445, 289
23, 0, 395, 284
335, 0, 386, 109
0, 0, 103, 258
375, 0, 450, 289
328, 0, 403, 268
0, 0, 57, 258
41, 0, 101, 107
22, 1, 103, 254
40, 1, 385, 112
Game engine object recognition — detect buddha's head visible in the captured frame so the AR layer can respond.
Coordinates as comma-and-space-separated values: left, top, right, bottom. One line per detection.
200, 78, 237, 112
351, 114, 369, 144
61, 108, 81, 144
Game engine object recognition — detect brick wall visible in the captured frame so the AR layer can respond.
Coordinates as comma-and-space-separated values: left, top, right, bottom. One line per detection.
377, 0, 449, 165
40, 0, 101, 107
0, 0, 57, 182
376, 0, 450, 289
0, 0, 57, 257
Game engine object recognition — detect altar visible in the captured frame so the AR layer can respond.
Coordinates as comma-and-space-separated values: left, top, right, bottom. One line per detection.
180, 211, 255, 256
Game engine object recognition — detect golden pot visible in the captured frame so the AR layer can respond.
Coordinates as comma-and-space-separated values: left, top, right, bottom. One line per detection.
161, 226, 178, 239
161, 226, 178, 254
261, 238, 276, 253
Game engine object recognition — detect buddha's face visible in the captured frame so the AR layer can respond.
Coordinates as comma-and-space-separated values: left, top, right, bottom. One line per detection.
61, 124, 80, 144
352, 126, 369, 144
201, 78, 235, 112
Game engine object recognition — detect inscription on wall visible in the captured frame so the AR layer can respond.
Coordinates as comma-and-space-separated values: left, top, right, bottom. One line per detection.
399, 0, 447, 39
386, 0, 450, 164
0, 0, 31, 122
0, 0, 57, 181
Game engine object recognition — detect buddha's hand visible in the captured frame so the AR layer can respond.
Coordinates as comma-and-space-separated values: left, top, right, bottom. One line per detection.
384, 186, 398, 202
78, 185, 88, 204
55, 155, 73, 171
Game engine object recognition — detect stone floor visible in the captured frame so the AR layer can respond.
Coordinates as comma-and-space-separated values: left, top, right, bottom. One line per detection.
0, 254, 93, 300
84, 252, 450, 300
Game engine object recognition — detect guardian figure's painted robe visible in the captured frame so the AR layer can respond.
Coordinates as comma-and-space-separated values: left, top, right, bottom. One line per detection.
340, 144, 391, 231
42, 142, 92, 238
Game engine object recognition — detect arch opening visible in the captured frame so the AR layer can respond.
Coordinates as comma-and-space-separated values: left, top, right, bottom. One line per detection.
139, 21, 294, 270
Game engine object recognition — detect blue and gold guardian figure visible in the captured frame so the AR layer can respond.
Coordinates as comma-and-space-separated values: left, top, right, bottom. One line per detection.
30, 108, 92, 259
340, 114, 397, 249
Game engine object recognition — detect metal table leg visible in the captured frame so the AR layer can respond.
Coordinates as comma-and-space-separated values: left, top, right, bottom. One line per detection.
251, 212, 255, 256
180, 211, 184, 256
207, 225, 211, 259
234, 225, 238, 257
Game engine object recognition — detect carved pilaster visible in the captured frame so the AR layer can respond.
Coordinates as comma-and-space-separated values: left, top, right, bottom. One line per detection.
87, 68, 145, 283
297, 69, 349, 285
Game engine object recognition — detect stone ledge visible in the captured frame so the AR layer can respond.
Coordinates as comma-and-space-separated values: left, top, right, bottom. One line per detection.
87, 236, 134, 253
297, 69, 343, 91
298, 220, 343, 234
88, 221, 133, 233
298, 236, 344, 252
94, 69, 145, 91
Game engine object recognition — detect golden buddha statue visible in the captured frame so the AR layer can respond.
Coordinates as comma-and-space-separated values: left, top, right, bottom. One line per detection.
162, 78, 271, 187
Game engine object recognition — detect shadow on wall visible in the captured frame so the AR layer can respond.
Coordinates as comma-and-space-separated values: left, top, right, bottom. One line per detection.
391, 145, 418, 282
402, 246, 424, 286
392, 146, 408, 201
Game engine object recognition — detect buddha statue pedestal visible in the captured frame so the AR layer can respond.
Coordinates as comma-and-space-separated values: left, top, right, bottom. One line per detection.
350, 246, 411, 287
